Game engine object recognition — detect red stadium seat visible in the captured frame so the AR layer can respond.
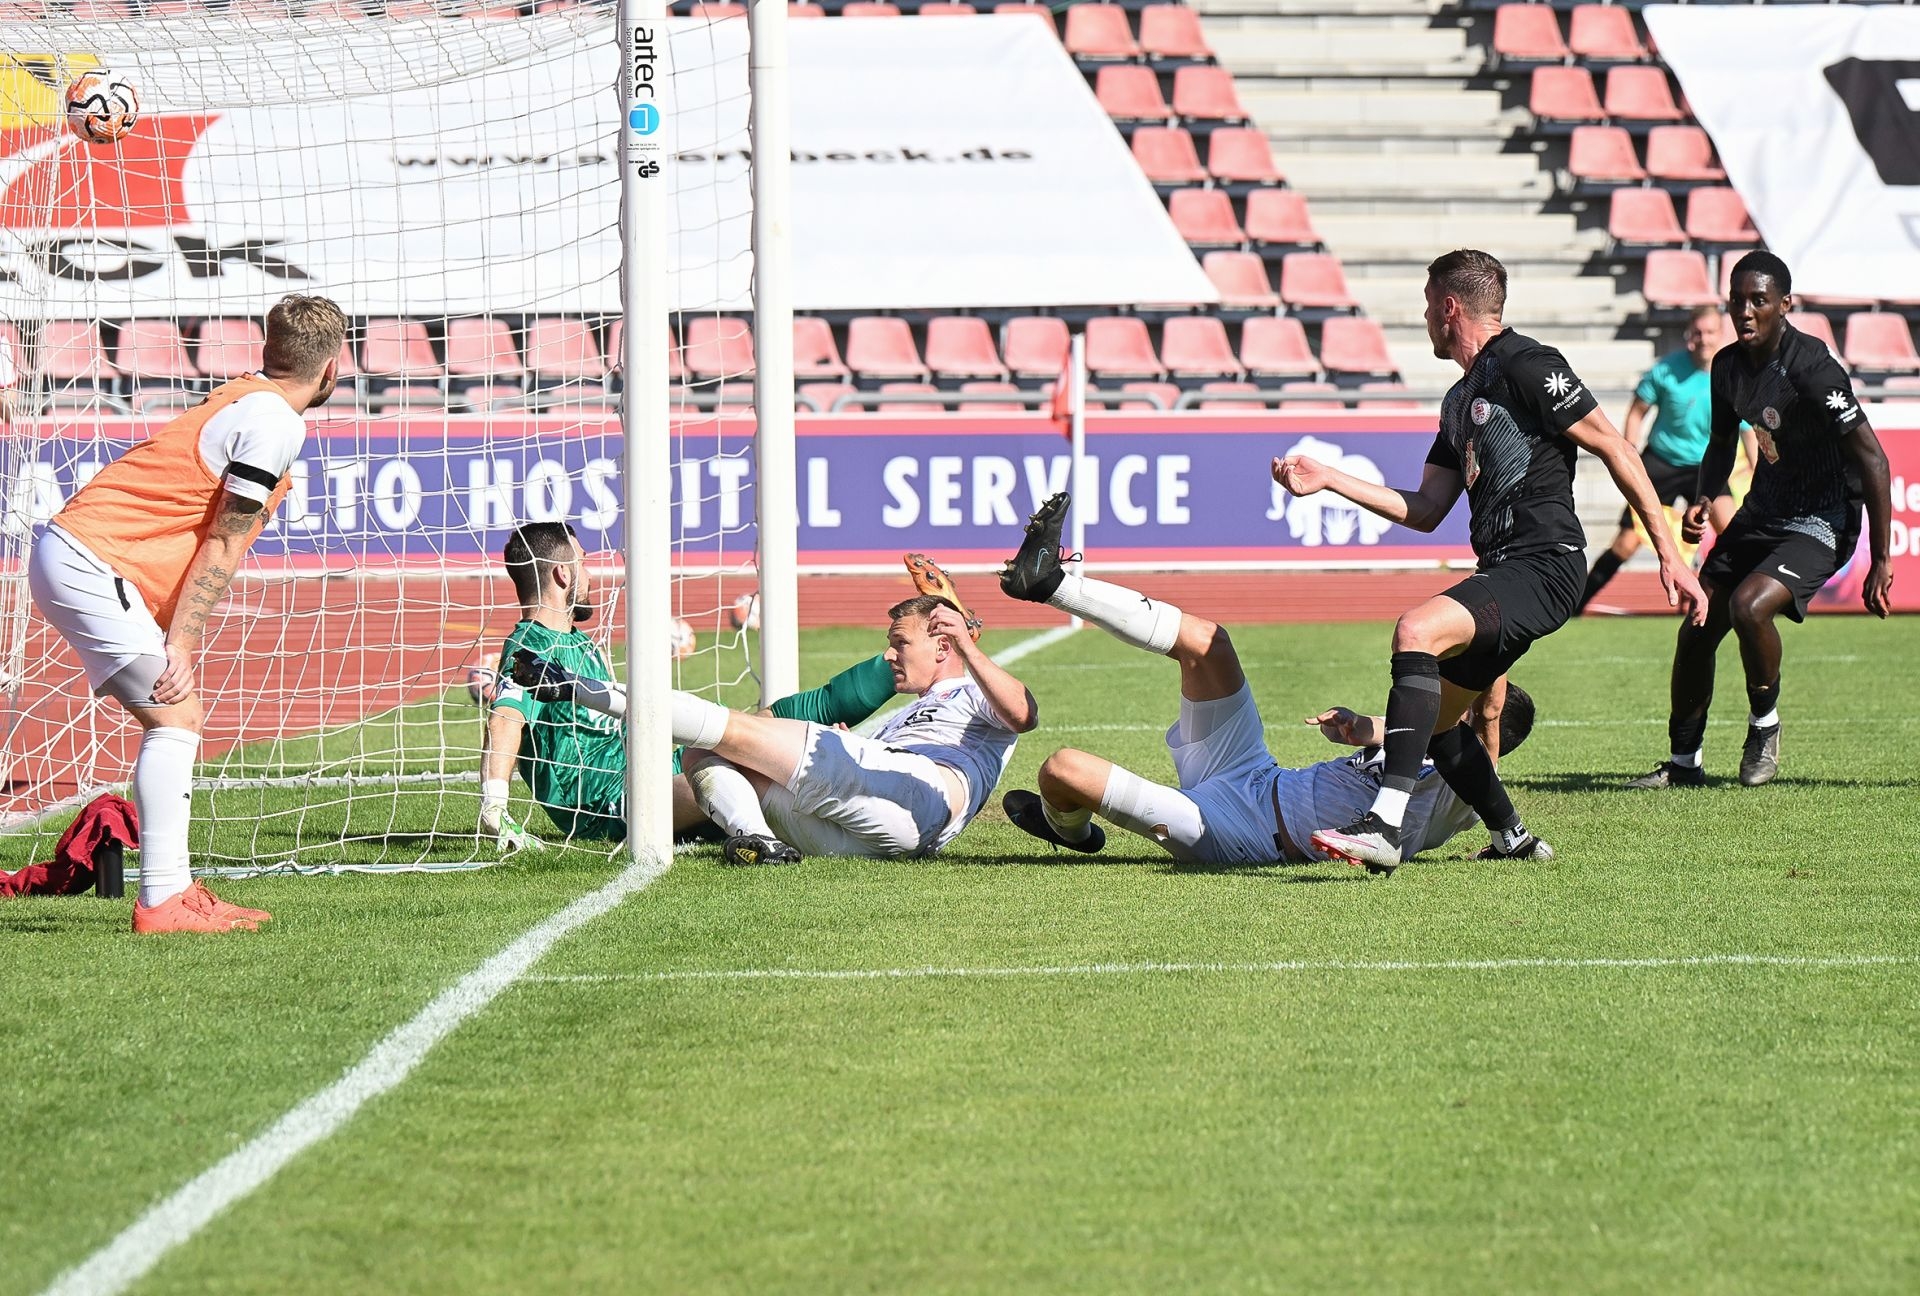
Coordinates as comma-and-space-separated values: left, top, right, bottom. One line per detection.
957, 380, 1022, 411
1567, 125, 1645, 184
799, 381, 855, 412
1064, 3, 1139, 60
1318, 316, 1398, 377
1118, 381, 1179, 410
1684, 187, 1758, 245
1790, 311, 1842, 362
1196, 381, 1265, 411
1096, 66, 1171, 123
525, 319, 607, 381
1608, 188, 1685, 246
876, 382, 940, 411
1204, 251, 1281, 310
793, 317, 851, 381
1244, 189, 1321, 248
1277, 252, 1357, 310
1359, 380, 1421, 410
1844, 313, 1920, 372
1132, 127, 1207, 186
788, 3, 826, 15
362, 319, 441, 378
846, 316, 930, 381
1205, 128, 1281, 185
193, 319, 265, 381
925, 316, 1009, 380
1877, 375, 1920, 402
1168, 188, 1246, 247
113, 320, 197, 383
1529, 66, 1604, 125
917, 2, 977, 12
445, 317, 525, 380
1280, 380, 1345, 411
1604, 66, 1683, 123
1645, 126, 1725, 182
1085, 317, 1166, 380
1238, 316, 1320, 379
1492, 4, 1567, 63
841, 2, 900, 15
334, 338, 361, 381
992, 2, 1056, 34
1171, 66, 1248, 123
683, 316, 755, 380
1641, 249, 1718, 309
1138, 5, 1214, 61
1004, 316, 1070, 380
1568, 5, 1646, 62
1160, 316, 1245, 380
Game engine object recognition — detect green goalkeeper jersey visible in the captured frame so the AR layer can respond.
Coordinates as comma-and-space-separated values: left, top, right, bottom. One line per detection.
492, 621, 627, 839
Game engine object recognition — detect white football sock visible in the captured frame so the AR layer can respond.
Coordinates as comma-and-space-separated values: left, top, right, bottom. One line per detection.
670, 691, 731, 750
1748, 708, 1779, 730
1041, 797, 1093, 844
687, 761, 773, 837
133, 726, 199, 907
1048, 571, 1182, 655
1368, 786, 1411, 829
1670, 750, 1703, 768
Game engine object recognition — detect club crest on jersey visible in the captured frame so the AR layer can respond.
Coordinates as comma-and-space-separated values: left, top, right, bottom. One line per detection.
1761, 406, 1781, 430
1756, 425, 1780, 464
1469, 397, 1491, 426
1463, 437, 1481, 488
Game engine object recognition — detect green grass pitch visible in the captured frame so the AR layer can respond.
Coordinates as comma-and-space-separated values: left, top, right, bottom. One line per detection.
3, 615, 1918, 1294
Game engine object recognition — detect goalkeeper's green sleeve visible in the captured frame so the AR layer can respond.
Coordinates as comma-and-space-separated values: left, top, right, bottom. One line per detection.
768, 654, 896, 727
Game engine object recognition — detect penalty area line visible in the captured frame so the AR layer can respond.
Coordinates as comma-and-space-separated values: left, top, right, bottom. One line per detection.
523, 952, 1920, 986
40, 853, 670, 1296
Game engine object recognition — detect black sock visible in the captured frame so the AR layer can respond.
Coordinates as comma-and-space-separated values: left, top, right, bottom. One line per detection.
1429, 722, 1523, 835
1382, 651, 1444, 794
1669, 713, 1708, 760
1579, 552, 1625, 611
1746, 679, 1780, 725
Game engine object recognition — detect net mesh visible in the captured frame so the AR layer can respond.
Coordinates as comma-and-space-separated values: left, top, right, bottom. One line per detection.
0, 6, 762, 874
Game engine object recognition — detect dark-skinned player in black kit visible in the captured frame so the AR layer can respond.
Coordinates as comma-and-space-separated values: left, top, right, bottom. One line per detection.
1629, 250, 1895, 791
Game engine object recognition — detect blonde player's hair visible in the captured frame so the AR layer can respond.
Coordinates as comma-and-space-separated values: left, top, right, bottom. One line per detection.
262, 294, 348, 381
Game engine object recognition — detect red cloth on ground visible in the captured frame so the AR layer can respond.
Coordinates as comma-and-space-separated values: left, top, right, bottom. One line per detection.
0, 793, 139, 898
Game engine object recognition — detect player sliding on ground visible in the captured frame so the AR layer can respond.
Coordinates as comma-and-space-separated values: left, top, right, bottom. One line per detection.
1629, 251, 1895, 790
1272, 249, 1707, 871
512, 585, 1034, 862
996, 493, 1534, 874
27, 294, 347, 933
483, 521, 990, 860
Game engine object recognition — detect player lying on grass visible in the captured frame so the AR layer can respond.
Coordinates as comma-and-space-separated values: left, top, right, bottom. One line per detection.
480, 521, 985, 855
997, 493, 1533, 875
512, 588, 1036, 862
27, 294, 347, 933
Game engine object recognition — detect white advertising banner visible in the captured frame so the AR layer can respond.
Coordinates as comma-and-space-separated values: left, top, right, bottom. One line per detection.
1644, 5, 1920, 302
0, 15, 1214, 315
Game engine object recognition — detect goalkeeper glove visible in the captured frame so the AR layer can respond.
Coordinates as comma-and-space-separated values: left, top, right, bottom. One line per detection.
479, 779, 540, 855
511, 649, 582, 703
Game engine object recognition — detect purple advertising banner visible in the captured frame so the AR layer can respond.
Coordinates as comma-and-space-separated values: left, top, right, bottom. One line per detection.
12, 411, 1474, 569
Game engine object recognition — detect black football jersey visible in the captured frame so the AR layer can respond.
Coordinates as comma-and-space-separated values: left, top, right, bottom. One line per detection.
1427, 328, 1595, 566
1709, 322, 1865, 547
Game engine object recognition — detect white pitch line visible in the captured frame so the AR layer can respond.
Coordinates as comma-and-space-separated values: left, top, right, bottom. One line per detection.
524, 952, 1920, 986
854, 623, 1079, 737
41, 852, 670, 1296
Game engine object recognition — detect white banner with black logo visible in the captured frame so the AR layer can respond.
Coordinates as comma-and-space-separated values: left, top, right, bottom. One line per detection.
0, 16, 1213, 316
1644, 6, 1920, 302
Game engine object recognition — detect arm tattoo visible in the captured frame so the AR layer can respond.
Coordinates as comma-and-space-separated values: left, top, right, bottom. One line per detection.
169, 494, 266, 648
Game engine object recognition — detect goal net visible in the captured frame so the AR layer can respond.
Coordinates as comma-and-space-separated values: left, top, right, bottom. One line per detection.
0, 3, 783, 875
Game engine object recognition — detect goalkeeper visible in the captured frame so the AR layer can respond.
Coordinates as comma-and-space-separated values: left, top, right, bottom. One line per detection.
478, 522, 981, 852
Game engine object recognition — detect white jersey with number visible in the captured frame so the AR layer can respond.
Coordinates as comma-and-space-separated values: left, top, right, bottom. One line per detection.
870, 675, 1018, 826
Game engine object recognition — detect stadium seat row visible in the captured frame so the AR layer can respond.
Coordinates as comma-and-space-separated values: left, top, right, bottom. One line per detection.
1491, 3, 1649, 65
1607, 186, 1756, 251
1531, 65, 1685, 128
1566, 124, 1724, 186
1167, 188, 1321, 251
1094, 65, 1245, 127
1132, 126, 1281, 188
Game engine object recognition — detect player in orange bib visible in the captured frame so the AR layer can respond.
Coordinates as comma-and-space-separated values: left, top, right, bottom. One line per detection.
27, 295, 347, 933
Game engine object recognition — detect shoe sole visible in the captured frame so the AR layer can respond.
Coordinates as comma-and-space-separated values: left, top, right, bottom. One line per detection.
902, 553, 983, 640
1310, 831, 1399, 875
999, 494, 1071, 601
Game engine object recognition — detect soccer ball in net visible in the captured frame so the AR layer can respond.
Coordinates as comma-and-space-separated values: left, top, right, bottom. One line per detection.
729, 593, 760, 632
670, 618, 697, 660
65, 69, 140, 145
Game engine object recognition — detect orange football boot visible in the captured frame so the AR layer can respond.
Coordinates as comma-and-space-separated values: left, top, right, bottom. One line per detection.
902, 553, 983, 641
132, 880, 268, 933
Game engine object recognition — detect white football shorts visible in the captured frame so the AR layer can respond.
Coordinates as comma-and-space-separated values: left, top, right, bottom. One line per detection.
27, 525, 166, 695
1098, 682, 1287, 865
760, 723, 959, 859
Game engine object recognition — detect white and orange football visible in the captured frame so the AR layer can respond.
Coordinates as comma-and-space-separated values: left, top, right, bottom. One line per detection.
65, 69, 140, 145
